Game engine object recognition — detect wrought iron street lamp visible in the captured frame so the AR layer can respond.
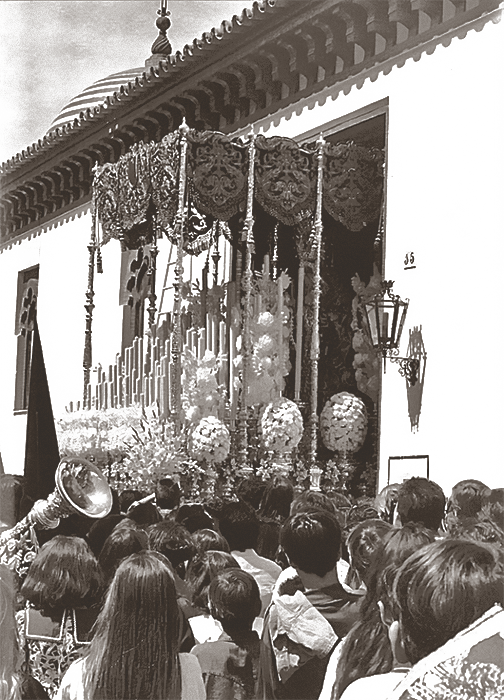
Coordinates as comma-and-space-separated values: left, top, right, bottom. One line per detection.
362, 280, 419, 385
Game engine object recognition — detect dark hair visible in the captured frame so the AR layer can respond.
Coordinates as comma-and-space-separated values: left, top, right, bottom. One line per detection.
175, 504, 214, 533
118, 489, 143, 514
396, 477, 446, 532
345, 519, 393, 589
446, 479, 491, 525
451, 517, 504, 553
21, 535, 103, 612
259, 477, 294, 521
375, 483, 401, 524
392, 539, 504, 665
219, 501, 260, 552
86, 514, 126, 558
290, 490, 340, 518
83, 551, 181, 700
156, 478, 181, 511
126, 502, 162, 529
192, 528, 230, 554
209, 569, 261, 633
235, 476, 267, 511
185, 550, 240, 611
147, 521, 196, 573
333, 523, 435, 699
482, 490, 504, 533
98, 521, 148, 583
281, 511, 341, 577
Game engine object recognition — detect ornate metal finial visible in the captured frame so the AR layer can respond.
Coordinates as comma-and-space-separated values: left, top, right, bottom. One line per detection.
150, 0, 172, 57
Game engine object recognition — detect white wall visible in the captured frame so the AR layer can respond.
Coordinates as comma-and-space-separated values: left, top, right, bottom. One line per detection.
0, 206, 91, 474
259, 17, 504, 493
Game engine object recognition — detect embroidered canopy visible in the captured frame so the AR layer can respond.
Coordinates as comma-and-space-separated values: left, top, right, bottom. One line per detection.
93, 128, 384, 251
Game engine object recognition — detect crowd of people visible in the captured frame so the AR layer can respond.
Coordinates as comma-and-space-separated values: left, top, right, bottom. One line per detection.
1, 474, 503, 700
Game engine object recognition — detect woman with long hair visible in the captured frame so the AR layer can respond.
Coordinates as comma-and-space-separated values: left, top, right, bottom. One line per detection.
1, 564, 48, 700
18, 536, 103, 698
322, 524, 435, 700
56, 550, 204, 700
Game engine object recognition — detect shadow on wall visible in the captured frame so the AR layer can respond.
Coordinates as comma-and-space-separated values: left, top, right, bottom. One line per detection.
407, 326, 427, 432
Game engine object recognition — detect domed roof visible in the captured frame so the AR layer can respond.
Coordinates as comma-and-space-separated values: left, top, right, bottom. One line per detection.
48, 66, 146, 134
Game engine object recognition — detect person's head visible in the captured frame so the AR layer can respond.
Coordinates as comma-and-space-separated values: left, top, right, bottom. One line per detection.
290, 490, 340, 518
332, 523, 436, 700
218, 500, 260, 552
118, 489, 144, 514
345, 519, 393, 589
185, 550, 240, 611
84, 551, 181, 700
375, 483, 401, 525
147, 521, 196, 578
449, 516, 504, 554
396, 477, 446, 532
281, 510, 341, 578
208, 569, 261, 635
86, 514, 126, 558
126, 501, 162, 529
235, 475, 267, 511
482, 489, 504, 532
389, 539, 504, 665
175, 504, 214, 533
155, 478, 181, 511
259, 477, 294, 521
0, 564, 20, 700
21, 535, 102, 613
98, 521, 148, 584
192, 528, 230, 554
445, 479, 492, 531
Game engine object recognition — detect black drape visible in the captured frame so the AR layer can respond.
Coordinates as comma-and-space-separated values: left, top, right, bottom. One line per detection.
22, 319, 60, 514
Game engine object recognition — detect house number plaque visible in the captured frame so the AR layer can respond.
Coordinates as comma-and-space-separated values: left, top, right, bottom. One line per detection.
404, 252, 416, 270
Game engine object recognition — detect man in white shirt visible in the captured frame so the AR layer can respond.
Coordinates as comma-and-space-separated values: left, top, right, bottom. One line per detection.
218, 500, 281, 615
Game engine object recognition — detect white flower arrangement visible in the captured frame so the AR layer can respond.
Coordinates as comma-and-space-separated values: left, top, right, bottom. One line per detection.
260, 398, 304, 454
320, 392, 368, 454
188, 416, 231, 464
56, 406, 143, 464
234, 273, 292, 407
182, 348, 225, 425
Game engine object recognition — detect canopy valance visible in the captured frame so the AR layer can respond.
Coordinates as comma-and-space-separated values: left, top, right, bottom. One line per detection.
93, 128, 384, 251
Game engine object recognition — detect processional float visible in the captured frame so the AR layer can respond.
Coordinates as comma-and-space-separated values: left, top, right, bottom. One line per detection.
84, 122, 384, 487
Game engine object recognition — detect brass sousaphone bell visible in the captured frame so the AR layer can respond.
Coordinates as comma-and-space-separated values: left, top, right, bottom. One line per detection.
0, 456, 113, 547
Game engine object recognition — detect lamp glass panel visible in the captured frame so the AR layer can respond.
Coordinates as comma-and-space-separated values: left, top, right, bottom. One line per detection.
395, 301, 409, 347
380, 297, 397, 348
364, 300, 380, 347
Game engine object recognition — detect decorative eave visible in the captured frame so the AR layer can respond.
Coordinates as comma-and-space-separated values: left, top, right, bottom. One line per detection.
0, 0, 501, 243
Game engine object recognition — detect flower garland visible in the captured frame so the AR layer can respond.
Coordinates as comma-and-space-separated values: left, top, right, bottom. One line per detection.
188, 416, 231, 464
320, 392, 368, 454
260, 398, 303, 454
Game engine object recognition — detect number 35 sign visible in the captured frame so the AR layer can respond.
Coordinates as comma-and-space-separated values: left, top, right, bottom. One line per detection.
404, 252, 416, 270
